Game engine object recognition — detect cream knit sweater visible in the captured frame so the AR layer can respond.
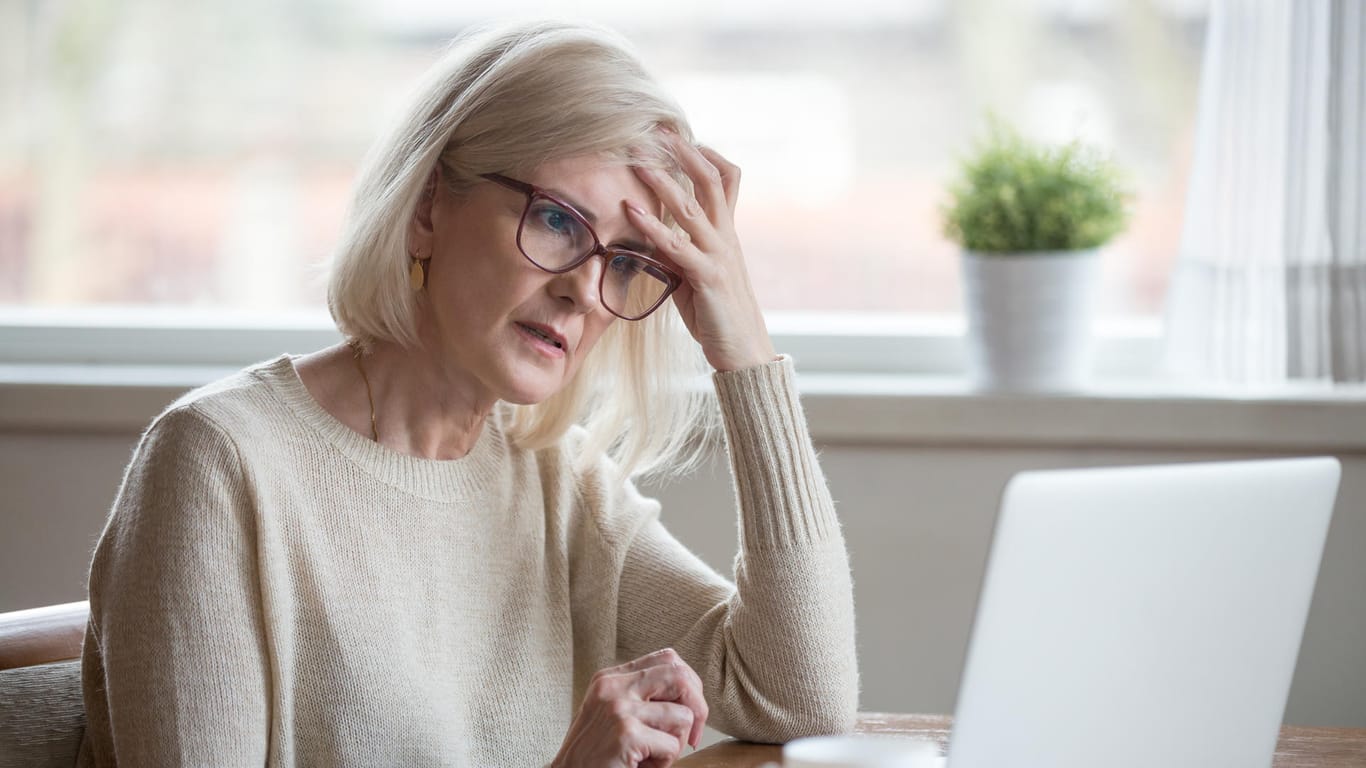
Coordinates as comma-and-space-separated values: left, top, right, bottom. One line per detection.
78, 355, 858, 767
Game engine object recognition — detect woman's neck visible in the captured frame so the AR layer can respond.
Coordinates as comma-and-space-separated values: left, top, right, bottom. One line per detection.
299, 339, 495, 461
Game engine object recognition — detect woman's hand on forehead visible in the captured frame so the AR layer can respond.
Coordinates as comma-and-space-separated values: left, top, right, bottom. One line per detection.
625, 131, 775, 372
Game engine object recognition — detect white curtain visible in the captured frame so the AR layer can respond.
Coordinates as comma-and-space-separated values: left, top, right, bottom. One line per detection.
1165, 0, 1365, 386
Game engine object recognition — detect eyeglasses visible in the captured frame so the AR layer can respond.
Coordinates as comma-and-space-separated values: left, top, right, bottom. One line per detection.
481, 173, 681, 321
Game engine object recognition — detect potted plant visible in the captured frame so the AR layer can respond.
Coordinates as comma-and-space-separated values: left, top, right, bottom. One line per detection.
942, 122, 1130, 392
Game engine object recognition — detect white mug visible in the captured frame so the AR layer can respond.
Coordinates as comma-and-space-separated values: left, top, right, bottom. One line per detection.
783, 735, 942, 768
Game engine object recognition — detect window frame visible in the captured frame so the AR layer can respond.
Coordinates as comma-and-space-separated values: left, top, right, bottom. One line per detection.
0, 307, 1162, 379
8, 309, 1366, 456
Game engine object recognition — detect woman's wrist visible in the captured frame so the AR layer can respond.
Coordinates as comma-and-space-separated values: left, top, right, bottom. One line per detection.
713, 351, 782, 374
709, 337, 779, 372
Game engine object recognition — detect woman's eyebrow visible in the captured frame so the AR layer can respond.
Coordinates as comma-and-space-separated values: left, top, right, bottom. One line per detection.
613, 237, 654, 254
544, 188, 655, 253
543, 188, 598, 224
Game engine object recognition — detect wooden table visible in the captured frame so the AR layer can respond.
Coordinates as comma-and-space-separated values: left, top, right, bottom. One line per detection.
676, 713, 1366, 767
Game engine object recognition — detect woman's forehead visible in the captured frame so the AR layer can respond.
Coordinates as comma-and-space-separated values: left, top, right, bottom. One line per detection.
526, 154, 659, 218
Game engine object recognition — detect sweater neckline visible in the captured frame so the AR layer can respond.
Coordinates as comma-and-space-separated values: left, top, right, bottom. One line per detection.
253, 354, 507, 502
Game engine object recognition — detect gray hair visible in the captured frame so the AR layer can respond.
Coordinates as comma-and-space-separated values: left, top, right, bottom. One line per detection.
328, 20, 716, 479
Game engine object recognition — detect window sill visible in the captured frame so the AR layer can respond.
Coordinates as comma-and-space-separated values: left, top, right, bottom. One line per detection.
795, 372, 1366, 452
3, 363, 1364, 453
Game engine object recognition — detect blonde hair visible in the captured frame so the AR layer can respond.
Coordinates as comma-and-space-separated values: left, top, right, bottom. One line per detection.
328, 20, 716, 479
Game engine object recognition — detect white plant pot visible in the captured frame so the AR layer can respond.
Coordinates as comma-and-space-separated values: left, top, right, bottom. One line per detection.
961, 248, 1100, 392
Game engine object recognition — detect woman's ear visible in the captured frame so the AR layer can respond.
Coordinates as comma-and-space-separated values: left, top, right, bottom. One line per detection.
407, 165, 441, 254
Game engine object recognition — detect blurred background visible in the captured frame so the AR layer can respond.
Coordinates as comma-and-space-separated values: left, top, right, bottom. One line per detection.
6, 0, 1366, 731
0, 0, 1206, 320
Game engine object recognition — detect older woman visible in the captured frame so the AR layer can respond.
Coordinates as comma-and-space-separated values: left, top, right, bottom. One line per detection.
79, 20, 858, 767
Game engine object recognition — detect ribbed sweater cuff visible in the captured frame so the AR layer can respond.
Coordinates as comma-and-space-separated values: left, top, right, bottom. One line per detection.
713, 355, 841, 552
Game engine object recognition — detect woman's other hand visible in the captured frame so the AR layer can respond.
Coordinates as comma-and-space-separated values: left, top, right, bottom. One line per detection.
626, 133, 776, 372
551, 648, 709, 768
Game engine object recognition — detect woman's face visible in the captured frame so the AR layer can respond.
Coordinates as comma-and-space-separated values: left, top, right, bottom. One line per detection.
417, 154, 660, 405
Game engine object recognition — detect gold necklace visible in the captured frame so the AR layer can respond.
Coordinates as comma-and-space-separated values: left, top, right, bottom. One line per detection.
349, 341, 379, 442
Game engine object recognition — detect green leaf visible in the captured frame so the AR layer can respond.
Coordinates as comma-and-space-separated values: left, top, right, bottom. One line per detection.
941, 120, 1132, 253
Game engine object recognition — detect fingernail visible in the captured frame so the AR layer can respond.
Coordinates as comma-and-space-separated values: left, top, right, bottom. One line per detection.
625, 200, 647, 215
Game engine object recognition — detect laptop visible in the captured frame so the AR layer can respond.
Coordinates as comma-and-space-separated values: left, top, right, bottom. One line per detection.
946, 457, 1340, 768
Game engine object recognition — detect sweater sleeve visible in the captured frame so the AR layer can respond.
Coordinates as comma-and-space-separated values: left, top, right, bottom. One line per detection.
612, 356, 860, 742
81, 405, 270, 767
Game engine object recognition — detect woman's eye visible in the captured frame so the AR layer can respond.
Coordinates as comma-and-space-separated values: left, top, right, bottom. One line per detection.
533, 204, 580, 238
608, 254, 644, 276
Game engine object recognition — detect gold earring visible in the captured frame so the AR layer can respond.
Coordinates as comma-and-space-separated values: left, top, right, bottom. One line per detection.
409, 251, 429, 291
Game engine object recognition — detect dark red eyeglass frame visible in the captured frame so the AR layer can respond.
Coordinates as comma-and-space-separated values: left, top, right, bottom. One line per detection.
481, 173, 682, 321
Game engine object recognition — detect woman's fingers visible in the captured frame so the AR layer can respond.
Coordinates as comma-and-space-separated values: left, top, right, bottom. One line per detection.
614, 649, 707, 747
607, 647, 686, 676
632, 165, 722, 252
630, 663, 709, 747
554, 650, 708, 767
635, 700, 696, 753
696, 145, 740, 210
624, 198, 706, 277
625, 131, 774, 372
627, 134, 741, 278
585, 648, 709, 749
632, 720, 687, 768
664, 134, 731, 222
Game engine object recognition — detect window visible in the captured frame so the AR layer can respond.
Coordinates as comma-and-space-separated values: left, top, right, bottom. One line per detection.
1, 0, 1207, 369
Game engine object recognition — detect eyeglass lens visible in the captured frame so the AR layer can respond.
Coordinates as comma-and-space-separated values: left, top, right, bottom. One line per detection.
519, 196, 671, 319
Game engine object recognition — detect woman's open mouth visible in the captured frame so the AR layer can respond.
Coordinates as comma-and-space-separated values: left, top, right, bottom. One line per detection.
516, 322, 566, 357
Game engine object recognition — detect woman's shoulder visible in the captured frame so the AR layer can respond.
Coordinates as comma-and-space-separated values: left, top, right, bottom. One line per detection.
509, 420, 599, 484
518, 420, 661, 542
148, 355, 299, 444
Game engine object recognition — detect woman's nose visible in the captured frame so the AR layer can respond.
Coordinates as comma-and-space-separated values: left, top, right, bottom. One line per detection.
550, 253, 604, 313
